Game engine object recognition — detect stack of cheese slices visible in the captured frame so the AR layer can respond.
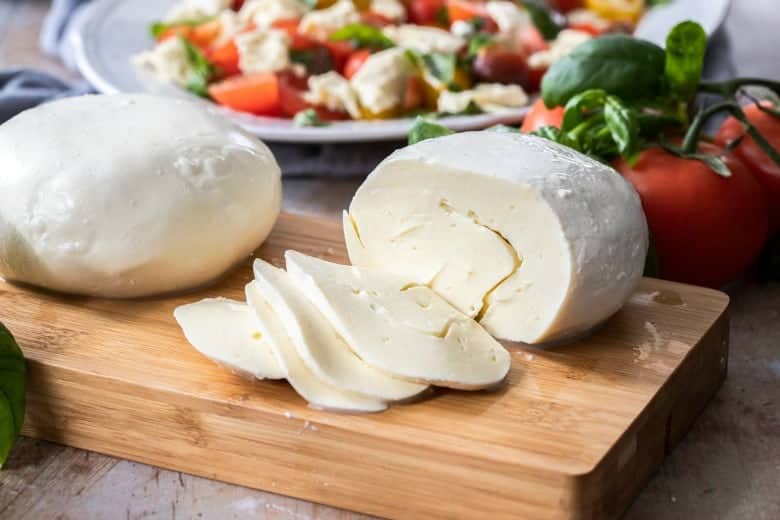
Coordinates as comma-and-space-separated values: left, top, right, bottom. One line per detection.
175, 131, 649, 412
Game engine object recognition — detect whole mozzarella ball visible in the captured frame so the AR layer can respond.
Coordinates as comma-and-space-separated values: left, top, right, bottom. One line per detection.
0, 94, 282, 298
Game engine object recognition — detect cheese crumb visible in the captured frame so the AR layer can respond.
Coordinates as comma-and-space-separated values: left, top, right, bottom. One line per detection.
351, 48, 416, 115
383, 25, 465, 53
304, 71, 362, 119
370, 0, 407, 22
528, 29, 592, 69
299, 0, 361, 40
239, 0, 309, 28
437, 83, 528, 114
133, 38, 194, 88
236, 28, 291, 73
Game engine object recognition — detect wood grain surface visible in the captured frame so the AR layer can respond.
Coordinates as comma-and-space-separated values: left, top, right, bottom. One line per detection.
0, 212, 729, 519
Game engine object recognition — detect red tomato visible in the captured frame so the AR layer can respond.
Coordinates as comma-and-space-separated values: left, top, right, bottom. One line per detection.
472, 47, 530, 88
716, 102, 780, 232
614, 145, 769, 288
526, 66, 547, 93
207, 40, 241, 77
446, 0, 487, 22
271, 18, 317, 50
403, 76, 424, 111
277, 73, 349, 120
344, 49, 372, 79
361, 11, 394, 26
158, 19, 222, 48
568, 22, 604, 36
208, 73, 281, 116
519, 26, 549, 55
408, 0, 446, 25
520, 98, 564, 132
323, 40, 355, 74
231, 0, 245, 10
549, 0, 583, 12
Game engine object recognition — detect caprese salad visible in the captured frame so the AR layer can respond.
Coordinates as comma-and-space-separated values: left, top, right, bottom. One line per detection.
135, 0, 647, 123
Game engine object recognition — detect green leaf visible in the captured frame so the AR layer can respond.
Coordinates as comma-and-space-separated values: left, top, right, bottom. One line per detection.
330, 23, 393, 50
517, 0, 562, 41
180, 36, 214, 97
149, 22, 168, 39
664, 21, 707, 100
541, 35, 666, 107
149, 17, 214, 39
0, 323, 26, 469
561, 89, 607, 131
604, 95, 640, 163
418, 52, 457, 88
293, 109, 329, 127
408, 117, 454, 145
467, 33, 495, 59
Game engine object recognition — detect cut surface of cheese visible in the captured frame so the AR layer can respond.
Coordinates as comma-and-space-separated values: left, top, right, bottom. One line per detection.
345, 132, 648, 344
284, 251, 510, 389
252, 259, 428, 400
173, 298, 285, 380
245, 282, 387, 412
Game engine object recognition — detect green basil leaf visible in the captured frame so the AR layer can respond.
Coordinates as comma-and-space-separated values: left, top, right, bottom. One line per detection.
150, 22, 168, 39
532, 125, 564, 141
180, 37, 214, 97
418, 52, 457, 87
604, 95, 639, 162
293, 109, 329, 127
0, 323, 26, 469
561, 89, 607, 131
330, 23, 393, 50
408, 117, 454, 144
517, 0, 562, 40
541, 35, 666, 107
664, 21, 707, 100
149, 17, 214, 39
467, 33, 495, 59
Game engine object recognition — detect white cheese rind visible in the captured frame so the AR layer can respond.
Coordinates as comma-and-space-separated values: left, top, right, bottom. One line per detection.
252, 259, 428, 400
284, 251, 511, 389
345, 132, 648, 344
245, 282, 387, 412
0, 94, 282, 298
174, 298, 286, 380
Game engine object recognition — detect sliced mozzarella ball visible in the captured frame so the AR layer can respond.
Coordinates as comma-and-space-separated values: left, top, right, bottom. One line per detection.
350, 48, 415, 115
304, 72, 361, 119
236, 28, 291, 74
245, 282, 387, 412
528, 29, 592, 69
238, 0, 309, 28
382, 25, 464, 53
252, 259, 428, 400
299, 0, 361, 40
174, 298, 285, 380
285, 251, 511, 389
0, 94, 281, 298
133, 38, 194, 88
345, 132, 648, 344
370, 0, 407, 22
164, 0, 231, 23
437, 83, 528, 114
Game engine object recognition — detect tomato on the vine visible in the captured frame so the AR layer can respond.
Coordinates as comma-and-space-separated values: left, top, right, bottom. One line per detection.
521, 98, 564, 133
408, 0, 446, 25
716, 102, 780, 232
614, 144, 769, 288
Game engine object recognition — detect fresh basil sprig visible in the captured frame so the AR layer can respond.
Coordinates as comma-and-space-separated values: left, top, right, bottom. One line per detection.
294, 109, 329, 127
541, 35, 667, 107
180, 37, 215, 97
330, 23, 394, 50
408, 117, 454, 145
0, 323, 26, 469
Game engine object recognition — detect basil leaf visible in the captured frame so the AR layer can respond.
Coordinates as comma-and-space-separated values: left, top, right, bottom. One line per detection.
408, 117, 454, 144
0, 323, 26, 469
330, 23, 393, 50
294, 109, 329, 127
180, 37, 214, 97
531, 125, 577, 148
418, 52, 457, 88
664, 21, 707, 100
561, 89, 607, 131
467, 33, 495, 59
149, 17, 214, 39
541, 35, 666, 107
517, 0, 562, 41
604, 95, 639, 163
150, 22, 169, 39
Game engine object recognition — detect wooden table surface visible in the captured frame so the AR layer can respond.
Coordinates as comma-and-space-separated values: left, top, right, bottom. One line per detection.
0, 1, 778, 519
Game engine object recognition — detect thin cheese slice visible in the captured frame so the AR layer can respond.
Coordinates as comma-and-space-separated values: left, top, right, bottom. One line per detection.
252, 259, 428, 401
173, 298, 285, 380
284, 251, 511, 389
245, 282, 386, 412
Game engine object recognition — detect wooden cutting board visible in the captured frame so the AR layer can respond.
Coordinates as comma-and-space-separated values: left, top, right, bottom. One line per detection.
2, 212, 729, 519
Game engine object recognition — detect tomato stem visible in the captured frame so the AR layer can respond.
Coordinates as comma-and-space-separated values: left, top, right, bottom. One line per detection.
699, 78, 780, 98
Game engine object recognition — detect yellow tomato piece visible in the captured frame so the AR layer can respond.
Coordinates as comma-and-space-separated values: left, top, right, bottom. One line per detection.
359, 107, 398, 119
585, 0, 644, 23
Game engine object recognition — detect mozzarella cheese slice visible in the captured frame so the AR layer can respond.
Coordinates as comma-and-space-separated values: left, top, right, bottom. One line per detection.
245, 282, 387, 412
252, 259, 428, 400
345, 132, 648, 344
174, 298, 285, 380
284, 251, 510, 389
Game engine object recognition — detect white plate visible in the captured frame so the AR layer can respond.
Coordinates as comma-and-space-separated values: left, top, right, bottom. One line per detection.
72, 0, 529, 143
634, 0, 731, 46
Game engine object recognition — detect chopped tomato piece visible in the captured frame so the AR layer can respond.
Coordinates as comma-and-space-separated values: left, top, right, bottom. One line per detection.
519, 26, 548, 56
526, 65, 547, 93
549, 0, 583, 12
446, 0, 487, 23
408, 0, 446, 26
208, 73, 281, 116
520, 98, 564, 133
344, 49, 372, 79
403, 76, 424, 111
324, 40, 355, 74
361, 11, 394, 27
158, 19, 222, 49
271, 18, 317, 50
231, 0, 246, 10
207, 40, 241, 77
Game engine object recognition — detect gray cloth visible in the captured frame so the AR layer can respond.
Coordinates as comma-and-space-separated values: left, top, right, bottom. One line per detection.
0, 69, 92, 124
